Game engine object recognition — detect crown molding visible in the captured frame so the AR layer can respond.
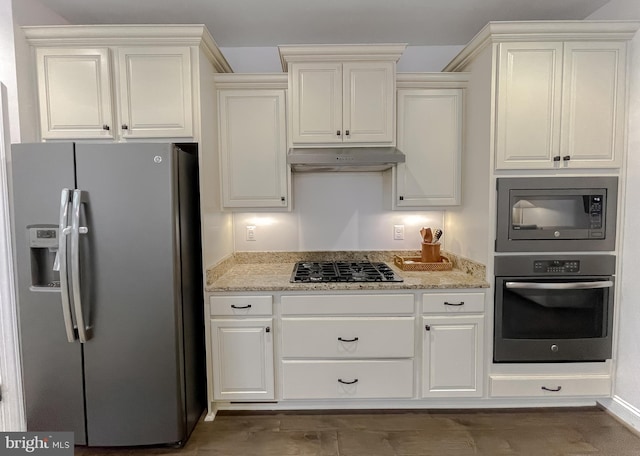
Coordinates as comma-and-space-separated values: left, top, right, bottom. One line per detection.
278, 43, 407, 71
396, 72, 469, 88
213, 73, 288, 89
22, 24, 233, 73
444, 20, 640, 72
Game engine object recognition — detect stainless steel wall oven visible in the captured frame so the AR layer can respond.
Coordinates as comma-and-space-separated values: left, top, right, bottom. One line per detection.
494, 255, 615, 363
496, 176, 618, 252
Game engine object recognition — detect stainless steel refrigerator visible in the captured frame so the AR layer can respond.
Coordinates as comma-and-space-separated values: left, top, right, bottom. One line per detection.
9, 142, 205, 446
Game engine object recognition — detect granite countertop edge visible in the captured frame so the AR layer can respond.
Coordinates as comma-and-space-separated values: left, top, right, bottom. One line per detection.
205, 250, 489, 292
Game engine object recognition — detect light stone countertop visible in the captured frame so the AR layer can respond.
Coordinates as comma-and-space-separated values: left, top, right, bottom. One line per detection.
206, 251, 489, 292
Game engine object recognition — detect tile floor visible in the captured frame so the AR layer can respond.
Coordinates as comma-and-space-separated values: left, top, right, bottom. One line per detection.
74, 407, 640, 456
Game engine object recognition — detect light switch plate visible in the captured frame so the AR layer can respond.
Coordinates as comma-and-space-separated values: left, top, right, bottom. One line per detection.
394, 225, 405, 240
246, 225, 256, 241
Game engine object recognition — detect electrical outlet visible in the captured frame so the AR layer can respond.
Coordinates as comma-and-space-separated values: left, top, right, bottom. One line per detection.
393, 224, 405, 240
246, 225, 256, 241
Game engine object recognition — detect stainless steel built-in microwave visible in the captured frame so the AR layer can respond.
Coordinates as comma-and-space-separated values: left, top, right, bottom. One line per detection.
496, 177, 618, 252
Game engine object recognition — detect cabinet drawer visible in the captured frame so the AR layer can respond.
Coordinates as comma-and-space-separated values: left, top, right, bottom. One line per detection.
490, 375, 611, 398
281, 294, 414, 315
282, 360, 414, 399
422, 292, 485, 313
281, 317, 414, 358
210, 295, 273, 316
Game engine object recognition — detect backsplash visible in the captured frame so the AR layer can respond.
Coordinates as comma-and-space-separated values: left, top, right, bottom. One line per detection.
232, 172, 445, 251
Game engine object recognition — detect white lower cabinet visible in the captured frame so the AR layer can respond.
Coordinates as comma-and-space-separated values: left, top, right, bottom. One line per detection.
282, 360, 414, 399
280, 293, 415, 400
422, 292, 485, 398
280, 317, 414, 358
490, 374, 611, 397
209, 296, 275, 401
206, 288, 610, 408
422, 315, 484, 397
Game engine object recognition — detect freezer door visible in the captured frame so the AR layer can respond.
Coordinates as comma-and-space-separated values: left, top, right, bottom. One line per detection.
74, 143, 186, 446
9, 143, 87, 443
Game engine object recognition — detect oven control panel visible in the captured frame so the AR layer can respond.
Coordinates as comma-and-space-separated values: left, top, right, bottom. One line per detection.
533, 259, 580, 273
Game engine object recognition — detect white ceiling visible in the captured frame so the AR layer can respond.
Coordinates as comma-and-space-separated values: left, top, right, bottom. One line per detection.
31, 0, 610, 47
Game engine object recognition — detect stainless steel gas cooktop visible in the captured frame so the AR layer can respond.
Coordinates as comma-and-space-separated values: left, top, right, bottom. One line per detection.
290, 261, 403, 283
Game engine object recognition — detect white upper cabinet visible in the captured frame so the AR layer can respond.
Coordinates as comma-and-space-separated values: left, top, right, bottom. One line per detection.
35, 48, 114, 140
25, 25, 232, 142
280, 44, 405, 147
290, 62, 343, 144
116, 47, 193, 138
36, 46, 193, 140
495, 42, 562, 169
495, 40, 627, 169
216, 77, 289, 209
560, 42, 627, 167
290, 61, 395, 145
395, 83, 463, 208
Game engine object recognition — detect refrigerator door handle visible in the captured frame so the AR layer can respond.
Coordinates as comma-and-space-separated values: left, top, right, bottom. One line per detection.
71, 189, 90, 343
58, 188, 76, 343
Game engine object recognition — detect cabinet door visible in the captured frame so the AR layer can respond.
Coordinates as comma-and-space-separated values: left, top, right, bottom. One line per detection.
396, 89, 462, 207
560, 42, 626, 168
218, 89, 289, 208
210, 319, 274, 401
35, 48, 114, 140
343, 62, 395, 144
495, 42, 563, 169
116, 47, 193, 139
422, 315, 484, 397
290, 62, 342, 144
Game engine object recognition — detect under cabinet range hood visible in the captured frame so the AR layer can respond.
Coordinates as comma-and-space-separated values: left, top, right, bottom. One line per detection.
287, 147, 405, 172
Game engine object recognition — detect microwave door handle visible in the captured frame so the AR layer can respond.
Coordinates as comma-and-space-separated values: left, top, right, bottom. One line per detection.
505, 281, 614, 290
71, 189, 90, 343
58, 188, 75, 343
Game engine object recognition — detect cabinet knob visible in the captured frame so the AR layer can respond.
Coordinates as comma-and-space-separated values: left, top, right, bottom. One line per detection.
399, 196, 404, 201
121, 124, 129, 130
336, 130, 341, 136
425, 324, 431, 331
265, 326, 271, 333
281, 196, 286, 202
102, 124, 110, 131
345, 130, 350, 137
553, 156, 561, 162
563, 155, 571, 161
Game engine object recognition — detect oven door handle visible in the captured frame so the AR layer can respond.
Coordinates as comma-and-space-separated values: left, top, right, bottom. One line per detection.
505, 281, 614, 290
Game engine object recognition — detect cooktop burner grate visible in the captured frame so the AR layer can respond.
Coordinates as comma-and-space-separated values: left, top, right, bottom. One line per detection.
290, 261, 403, 283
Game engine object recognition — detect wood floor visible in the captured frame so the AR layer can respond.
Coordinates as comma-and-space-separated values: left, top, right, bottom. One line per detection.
74, 407, 640, 456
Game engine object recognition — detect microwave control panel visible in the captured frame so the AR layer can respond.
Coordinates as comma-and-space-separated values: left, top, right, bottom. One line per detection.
589, 195, 603, 229
533, 259, 580, 274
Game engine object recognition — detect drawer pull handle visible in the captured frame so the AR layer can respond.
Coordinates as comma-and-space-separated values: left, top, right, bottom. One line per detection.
338, 337, 359, 343
231, 304, 252, 309
444, 301, 465, 306
541, 386, 562, 392
338, 378, 358, 385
